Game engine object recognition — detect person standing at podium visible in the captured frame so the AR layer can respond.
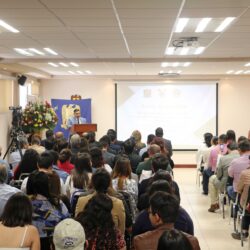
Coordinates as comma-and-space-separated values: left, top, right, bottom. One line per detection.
67, 108, 87, 128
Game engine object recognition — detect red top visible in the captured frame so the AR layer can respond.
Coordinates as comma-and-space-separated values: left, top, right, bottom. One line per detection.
57, 160, 74, 174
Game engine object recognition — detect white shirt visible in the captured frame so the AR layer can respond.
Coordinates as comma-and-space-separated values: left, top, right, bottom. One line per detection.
0, 183, 20, 216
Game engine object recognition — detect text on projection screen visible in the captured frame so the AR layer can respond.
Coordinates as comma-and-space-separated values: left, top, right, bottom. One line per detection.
116, 83, 217, 150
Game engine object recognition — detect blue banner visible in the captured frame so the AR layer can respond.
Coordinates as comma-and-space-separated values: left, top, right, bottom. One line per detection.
51, 99, 91, 138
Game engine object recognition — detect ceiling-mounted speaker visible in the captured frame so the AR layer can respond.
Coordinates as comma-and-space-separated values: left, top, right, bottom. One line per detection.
17, 75, 27, 86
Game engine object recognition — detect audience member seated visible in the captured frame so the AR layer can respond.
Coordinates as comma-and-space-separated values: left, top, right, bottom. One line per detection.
0, 193, 40, 249
0, 164, 20, 216
75, 168, 125, 234
0, 146, 12, 182
79, 136, 90, 153
136, 144, 161, 176
139, 134, 155, 160
65, 152, 92, 199
21, 151, 66, 196
99, 135, 115, 168
226, 129, 236, 144
107, 129, 123, 155
133, 180, 193, 237
155, 127, 173, 157
208, 142, 239, 212
9, 136, 29, 171
41, 129, 56, 150
112, 156, 138, 220
90, 147, 112, 173
228, 139, 250, 201
88, 131, 101, 149
203, 134, 228, 195
196, 132, 213, 174
27, 171, 69, 248
122, 138, 141, 173
53, 218, 86, 250
131, 130, 146, 155
76, 193, 126, 250
50, 150, 69, 183
29, 135, 46, 155
69, 133, 81, 164
231, 156, 250, 240
157, 229, 192, 250
58, 148, 74, 174
133, 192, 200, 250
138, 154, 174, 199
53, 137, 69, 153
14, 149, 39, 180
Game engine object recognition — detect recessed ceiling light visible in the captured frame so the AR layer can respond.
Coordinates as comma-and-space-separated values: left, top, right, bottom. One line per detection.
175, 18, 189, 33
161, 62, 169, 68
48, 62, 58, 67
183, 62, 191, 67
177, 70, 182, 74
29, 48, 45, 55
70, 62, 79, 67
172, 62, 179, 67
59, 62, 68, 67
168, 70, 173, 73
165, 47, 175, 55
68, 71, 75, 74
85, 70, 92, 74
14, 48, 33, 56
235, 70, 243, 75
215, 17, 235, 32
194, 47, 205, 55
180, 48, 189, 55
226, 70, 234, 74
76, 71, 84, 74
0, 20, 19, 33
244, 62, 250, 67
159, 70, 164, 74
244, 70, 250, 74
44, 48, 58, 55
195, 18, 212, 33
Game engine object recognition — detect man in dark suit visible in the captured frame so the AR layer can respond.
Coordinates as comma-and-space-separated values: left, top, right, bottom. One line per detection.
155, 127, 172, 157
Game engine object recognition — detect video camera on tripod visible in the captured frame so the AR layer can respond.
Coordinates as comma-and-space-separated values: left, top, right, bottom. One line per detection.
3, 106, 25, 160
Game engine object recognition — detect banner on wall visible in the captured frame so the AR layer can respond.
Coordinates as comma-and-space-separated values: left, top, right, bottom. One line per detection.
51, 98, 91, 138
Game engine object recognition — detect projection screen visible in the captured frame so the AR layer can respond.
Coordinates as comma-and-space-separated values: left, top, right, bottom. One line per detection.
116, 81, 218, 150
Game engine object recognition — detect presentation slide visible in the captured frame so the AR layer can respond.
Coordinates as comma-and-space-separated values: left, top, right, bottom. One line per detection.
116, 82, 217, 150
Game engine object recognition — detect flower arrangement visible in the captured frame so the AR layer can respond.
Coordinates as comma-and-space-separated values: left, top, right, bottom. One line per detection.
22, 101, 58, 133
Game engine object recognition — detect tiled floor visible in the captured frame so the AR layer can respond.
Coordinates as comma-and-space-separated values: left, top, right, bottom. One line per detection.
174, 168, 249, 250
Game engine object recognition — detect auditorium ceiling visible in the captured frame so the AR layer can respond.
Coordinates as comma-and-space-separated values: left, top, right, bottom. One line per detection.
0, 0, 250, 79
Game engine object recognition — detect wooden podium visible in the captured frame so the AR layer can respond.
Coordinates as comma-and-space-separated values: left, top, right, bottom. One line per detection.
70, 124, 97, 135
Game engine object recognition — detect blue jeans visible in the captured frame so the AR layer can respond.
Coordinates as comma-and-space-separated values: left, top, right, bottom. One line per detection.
227, 185, 236, 201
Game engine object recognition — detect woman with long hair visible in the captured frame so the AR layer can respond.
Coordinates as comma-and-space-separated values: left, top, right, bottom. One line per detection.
0, 193, 40, 249
26, 171, 69, 249
76, 193, 126, 250
131, 130, 146, 154
14, 149, 39, 180
112, 156, 138, 202
65, 152, 92, 198
90, 147, 112, 173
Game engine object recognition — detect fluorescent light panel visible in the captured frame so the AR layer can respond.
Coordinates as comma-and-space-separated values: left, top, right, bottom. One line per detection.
29, 48, 44, 55
235, 70, 243, 75
44, 48, 58, 55
48, 62, 58, 67
194, 47, 205, 55
180, 47, 189, 55
175, 18, 189, 33
77, 71, 84, 74
0, 20, 19, 33
85, 70, 92, 74
70, 62, 79, 67
59, 62, 68, 67
244, 70, 250, 74
68, 71, 75, 74
172, 62, 179, 67
195, 18, 211, 32
161, 62, 169, 68
14, 48, 33, 56
183, 62, 191, 67
244, 62, 250, 67
165, 47, 175, 55
215, 17, 235, 32
226, 70, 234, 74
